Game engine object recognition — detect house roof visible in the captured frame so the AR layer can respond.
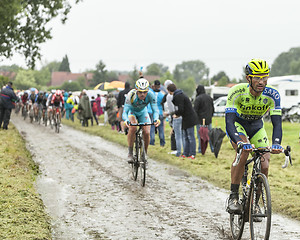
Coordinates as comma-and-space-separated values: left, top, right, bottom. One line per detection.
50, 72, 93, 86
0, 71, 16, 80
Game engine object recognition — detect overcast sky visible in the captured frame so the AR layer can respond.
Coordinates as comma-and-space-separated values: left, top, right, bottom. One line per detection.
2, 0, 300, 80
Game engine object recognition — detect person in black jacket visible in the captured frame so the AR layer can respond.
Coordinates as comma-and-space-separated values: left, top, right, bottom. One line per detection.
0, 82, 18, 129
167, 83, 198, 159
117, 82, 131, 132
194, 85, 215, 153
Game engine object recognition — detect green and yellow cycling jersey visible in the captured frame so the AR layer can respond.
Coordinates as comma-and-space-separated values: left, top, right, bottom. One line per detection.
225, 83, 281, 121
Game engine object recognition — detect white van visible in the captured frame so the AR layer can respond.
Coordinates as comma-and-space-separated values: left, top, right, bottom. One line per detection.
214, 96, 227, 116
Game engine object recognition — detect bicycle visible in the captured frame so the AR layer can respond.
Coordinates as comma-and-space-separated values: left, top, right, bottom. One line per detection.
229, 145, 292, 240
128, 122, 154, 187
54, 107, 61, 133
21, 103, 28, 120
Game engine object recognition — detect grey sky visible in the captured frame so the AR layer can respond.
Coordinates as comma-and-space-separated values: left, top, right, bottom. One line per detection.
2, 0, 300, 80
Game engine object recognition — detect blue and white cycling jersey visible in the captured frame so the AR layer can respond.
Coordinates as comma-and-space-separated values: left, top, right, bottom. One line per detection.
122, 89, 159, 124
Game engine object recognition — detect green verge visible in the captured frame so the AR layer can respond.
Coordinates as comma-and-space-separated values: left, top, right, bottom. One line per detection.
0, 124, 51, 240
63, 116, 300, 221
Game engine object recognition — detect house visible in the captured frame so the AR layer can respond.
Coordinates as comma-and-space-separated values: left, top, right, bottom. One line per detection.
268, 75, 300, 109
50, 72, 93, 86
0, 71, 16, 80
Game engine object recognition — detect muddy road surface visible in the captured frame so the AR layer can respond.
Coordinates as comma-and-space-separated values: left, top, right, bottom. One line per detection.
12, 116, 300, 240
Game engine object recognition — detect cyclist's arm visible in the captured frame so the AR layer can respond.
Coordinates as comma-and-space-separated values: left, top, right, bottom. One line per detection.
149, 96, 159, 121
271, 115, 282, 145
225, 111, 242, 144
122, 104, 130, 122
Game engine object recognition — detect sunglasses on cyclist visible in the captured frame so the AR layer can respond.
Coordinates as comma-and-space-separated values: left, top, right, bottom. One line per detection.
249, 75, 269, 82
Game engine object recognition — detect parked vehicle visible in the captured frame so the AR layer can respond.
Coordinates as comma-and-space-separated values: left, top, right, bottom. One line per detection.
213, 96, 227, 116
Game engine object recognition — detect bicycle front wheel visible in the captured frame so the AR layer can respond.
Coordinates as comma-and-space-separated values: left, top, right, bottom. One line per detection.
139, 138, 146, 187
230, 212, 245, 240
249, 173, 272, 240
131, 137, 139, 181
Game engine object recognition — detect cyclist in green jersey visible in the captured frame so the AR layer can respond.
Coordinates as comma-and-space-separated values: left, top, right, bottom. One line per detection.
225, 59, 283, 214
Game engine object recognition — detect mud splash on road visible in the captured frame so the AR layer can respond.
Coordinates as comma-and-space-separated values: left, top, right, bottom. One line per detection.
12, 116, 300, 240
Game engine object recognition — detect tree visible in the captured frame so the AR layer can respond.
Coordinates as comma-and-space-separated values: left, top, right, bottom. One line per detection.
0, 75, 10, 89
58, 55, 71, 72
271, 47, 300, 77
42, 61, 61, 73
146, 63, 168, 76
175, 77, 196, 98
159, 71, 174, 83
34, 68, 51, 87
14, 70, 37, 90
61, 81, 81, 91
173, 60, 209, 85
91, 60, 108, 87
0, 64, 22, 72
211, 71, 230, 86
0, 0, 81, 69
128, 65, 139, 87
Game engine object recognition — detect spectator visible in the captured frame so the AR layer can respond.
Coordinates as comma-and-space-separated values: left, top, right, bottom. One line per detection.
106, 93, 118, 130
0, 82, 18, 130
65, 92, 74, 121
167, 83, 198, 159
90, 96, 99, 126
148, 80, 165, 147
194, 85, 215, 153
162, 80, 181, 154
78, 90, 92, 127
95, 94, 103, 119
117, 82, 131, 132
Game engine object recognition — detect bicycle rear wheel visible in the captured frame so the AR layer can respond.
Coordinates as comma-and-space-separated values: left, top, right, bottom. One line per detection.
139, 138, 146, 187
131, 137, 139, 181
249, 173, 271, 240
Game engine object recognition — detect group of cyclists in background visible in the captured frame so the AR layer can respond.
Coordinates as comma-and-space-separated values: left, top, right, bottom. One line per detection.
15, 88, 69, 130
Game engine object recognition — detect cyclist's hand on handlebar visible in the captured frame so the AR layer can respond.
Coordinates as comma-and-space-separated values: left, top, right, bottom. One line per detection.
237, 141, 253, 152
271, 144, 283, 154
154, 119, 161, 127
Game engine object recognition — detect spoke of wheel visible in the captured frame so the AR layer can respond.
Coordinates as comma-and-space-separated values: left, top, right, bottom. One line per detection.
249, 174, 272, 240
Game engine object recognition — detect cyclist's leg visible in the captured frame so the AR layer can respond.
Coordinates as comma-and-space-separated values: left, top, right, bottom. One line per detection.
228, 122, 250, 213
127, 112, 137, 158
138, 110, 151, 153
249, 127, 270, 177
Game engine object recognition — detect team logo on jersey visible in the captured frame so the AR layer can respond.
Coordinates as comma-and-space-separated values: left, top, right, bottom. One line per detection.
263, 98, 268, 104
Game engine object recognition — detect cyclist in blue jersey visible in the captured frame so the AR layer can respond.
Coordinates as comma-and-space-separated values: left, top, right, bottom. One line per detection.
123, 73, 161, 160
225, 59, 283, 214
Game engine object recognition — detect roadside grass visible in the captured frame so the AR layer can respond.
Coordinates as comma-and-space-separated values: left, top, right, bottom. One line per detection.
63, 116, 300, 220
0, 125, 51, 239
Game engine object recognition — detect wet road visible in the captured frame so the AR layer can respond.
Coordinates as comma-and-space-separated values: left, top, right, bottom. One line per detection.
12, 116, 300, 240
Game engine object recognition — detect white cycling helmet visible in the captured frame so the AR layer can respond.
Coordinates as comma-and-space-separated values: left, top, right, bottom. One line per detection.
135, 78, 149, 92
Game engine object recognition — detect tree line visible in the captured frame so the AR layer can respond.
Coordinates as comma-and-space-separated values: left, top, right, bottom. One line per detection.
2, 46, 300, 96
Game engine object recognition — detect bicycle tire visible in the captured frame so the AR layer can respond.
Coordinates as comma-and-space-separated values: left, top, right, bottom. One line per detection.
56, 114, 60, 133
131, 136, 139, 181
230, 212, 245, 240
139, 138, 146, 187
249, 173, 272, 240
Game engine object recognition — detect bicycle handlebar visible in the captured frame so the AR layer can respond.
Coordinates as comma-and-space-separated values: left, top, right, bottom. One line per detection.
128, 122, 155, 126
232, 144, 292, 168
